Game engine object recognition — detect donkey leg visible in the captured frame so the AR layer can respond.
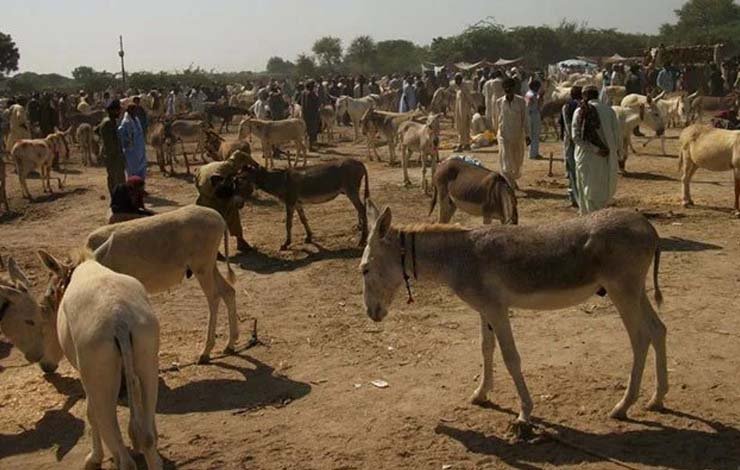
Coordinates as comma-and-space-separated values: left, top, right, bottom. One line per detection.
346, 192, 368, 245
84, 403, 104, 470
681, 158, 698, 207
281, 204, 295, 250
296, 205, 314, 243
195, 270, 222, 363
641, 292, 668, 411
402, 148, 412, 187
471, 314, 497, 405
733, 172, 740, 216
438, 194, 456, 224
487, 308, 533, 422
215, 267, 239, 353
607, 285, 651, 419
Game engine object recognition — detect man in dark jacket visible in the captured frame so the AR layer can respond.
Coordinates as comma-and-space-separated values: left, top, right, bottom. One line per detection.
300, 80, 321, 151
95, 100, 126, 196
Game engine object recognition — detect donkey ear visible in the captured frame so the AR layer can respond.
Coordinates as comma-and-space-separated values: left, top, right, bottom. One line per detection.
366, 199, 380, 224
8, 258, 31, 290
0, 285, 26, 301
37, 250, 64, 278
376, 206, 392, 238
93, 234, 114, 262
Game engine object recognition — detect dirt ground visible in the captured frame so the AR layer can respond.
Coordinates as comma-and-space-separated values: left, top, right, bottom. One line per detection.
1, 119, 739, 470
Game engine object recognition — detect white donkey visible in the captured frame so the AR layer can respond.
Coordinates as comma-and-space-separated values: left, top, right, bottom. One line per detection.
360, 201, 667, 426
38, 241, 162, 470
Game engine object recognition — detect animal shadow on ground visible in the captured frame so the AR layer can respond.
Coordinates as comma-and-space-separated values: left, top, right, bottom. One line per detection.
29, 187, 89, 204
0, 210, 23, 223
0, 373, 85, 461
436, 408, 740, 470
622, 171, 677, 182
235, 244, 362, 275
660, 236, 723, 252
146, 195, 181, 208
157, 354, 311, 414
521, 188, 565, 201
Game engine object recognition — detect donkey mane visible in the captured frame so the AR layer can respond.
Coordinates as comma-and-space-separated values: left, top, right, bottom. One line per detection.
395, 223, 470, 234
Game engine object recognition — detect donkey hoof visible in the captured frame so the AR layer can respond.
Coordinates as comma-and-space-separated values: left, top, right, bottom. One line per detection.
197, 354, 211, 365
733, 210, 740, 219
470, 391, 489, 406
280, 243, 291, 251
608, 406, 629, 420
304, 236, 313, 244
646, 399, 665, 412
682, 200, 694, 208
84, 453, 103, 470
222, 346, 236, 355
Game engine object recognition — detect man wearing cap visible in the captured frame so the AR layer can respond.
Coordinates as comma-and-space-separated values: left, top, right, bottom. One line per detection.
495, 78, 529, 186
571, 86, 620, 214
95, 100, 126, 196
109, 176, 155, 224
195, 150, 255, 253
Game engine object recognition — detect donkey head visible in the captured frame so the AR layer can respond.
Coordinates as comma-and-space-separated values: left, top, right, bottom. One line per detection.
360, 200, 404, 322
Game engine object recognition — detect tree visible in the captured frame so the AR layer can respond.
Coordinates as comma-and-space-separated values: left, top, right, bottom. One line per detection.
375, 40, 427, 75
71, 66, 115, 92
0, 31, 20, 78
295, 53, 317, 78
312, 36, 343, 68
266, 56, 296, 75
660, 0, 740, 46
345, 35, 377, 74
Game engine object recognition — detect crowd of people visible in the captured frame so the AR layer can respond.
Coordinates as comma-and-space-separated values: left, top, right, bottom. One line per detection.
3, 54, 740, 224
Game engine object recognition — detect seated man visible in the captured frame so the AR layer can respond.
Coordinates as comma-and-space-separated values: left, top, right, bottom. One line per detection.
471, 105, 489, 135
108, 175, 155, 224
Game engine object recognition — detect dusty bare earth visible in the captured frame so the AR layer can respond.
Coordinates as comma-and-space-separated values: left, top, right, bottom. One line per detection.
1, 118, 739, 470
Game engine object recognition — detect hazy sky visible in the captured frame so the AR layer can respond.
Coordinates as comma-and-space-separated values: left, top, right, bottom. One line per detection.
4, 0, 686, 75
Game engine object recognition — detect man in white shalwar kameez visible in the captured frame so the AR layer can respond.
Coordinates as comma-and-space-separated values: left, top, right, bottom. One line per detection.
571, 86, 621, 214
482, 71, 505, 130
453, 73, 475, 152
495, 78, 529, 186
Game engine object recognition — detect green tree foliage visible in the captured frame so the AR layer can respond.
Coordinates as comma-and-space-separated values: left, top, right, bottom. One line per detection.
312, 36, 343, 68
0, 31, 20, 78
71, 65, 116, 91
375, 40, 427, 75
266, 56, 296, 75
295, 54, 317, 78
345, 35, 377, 74
660, 0, 740, 48
4, 72, 76, 94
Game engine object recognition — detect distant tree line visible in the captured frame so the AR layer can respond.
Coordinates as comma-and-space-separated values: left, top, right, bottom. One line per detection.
1, 0, 738, 94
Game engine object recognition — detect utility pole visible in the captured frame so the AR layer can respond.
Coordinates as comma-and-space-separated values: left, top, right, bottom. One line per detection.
118, 35, 126, 86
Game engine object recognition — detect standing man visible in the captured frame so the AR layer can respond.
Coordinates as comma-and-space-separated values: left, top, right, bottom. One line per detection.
118, 104, 147, 180
656, 62, 676, 93
482, 70, 504, 131
38, 93, 58, 138
495, 78, 529, 187
560, 86, 582, 207
625, 65, 643, 96
709, 64, 724, 97
131, 96, 148, 138
399, 76, 417, 113
453, 73, 474, 152
300, 80, 321, 152
525, 80, 543, 160
571, 86, 620, 214
195, 150, 255, 253
95, 100, 126, 196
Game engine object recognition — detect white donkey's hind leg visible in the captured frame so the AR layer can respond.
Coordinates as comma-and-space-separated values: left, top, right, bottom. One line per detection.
487, 307, 533, 422
195, 270, 222, 363
642, 292, 668, 411
471, 314, 497, 405
606, 284, 651, 419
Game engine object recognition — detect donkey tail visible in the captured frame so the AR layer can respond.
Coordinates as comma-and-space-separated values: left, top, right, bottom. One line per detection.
115, 326, 152, 451
362, 163, 370, 202
224, 229, 235, 284
653, 246, 663, 307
